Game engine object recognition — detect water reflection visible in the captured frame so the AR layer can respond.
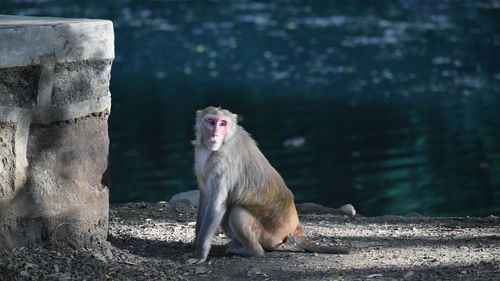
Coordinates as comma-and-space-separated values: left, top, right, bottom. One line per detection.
3, 0, 499, 216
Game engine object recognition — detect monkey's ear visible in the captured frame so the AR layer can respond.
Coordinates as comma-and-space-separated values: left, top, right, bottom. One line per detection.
196, 110, 205, 123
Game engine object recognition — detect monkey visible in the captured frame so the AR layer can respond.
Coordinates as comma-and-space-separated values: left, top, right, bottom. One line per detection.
188, 106, 349, 264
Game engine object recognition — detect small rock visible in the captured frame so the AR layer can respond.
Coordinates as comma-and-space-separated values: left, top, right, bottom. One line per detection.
195, 266, 209, 274
338, 204, 356, 217
405, 212, 425, 218
24, 262, 38, 269
247, 267, 265, 276
19, 270, 30, 277
296, 202, 347, 216
404, 270, 414, 279
105, 248, 113, 258
366, 273, 383, 278
170, 190, 200, 207
92, 252, 107, 263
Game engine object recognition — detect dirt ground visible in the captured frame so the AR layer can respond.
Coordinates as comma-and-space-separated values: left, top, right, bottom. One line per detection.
1, 201, 499, 281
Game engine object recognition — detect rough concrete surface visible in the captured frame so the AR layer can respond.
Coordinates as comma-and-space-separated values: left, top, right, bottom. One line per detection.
0, 15, 114, 68
0, 66, 40, 107
0, 15, 113, 249
51, 59, 112, 106
0, 123, 15, 199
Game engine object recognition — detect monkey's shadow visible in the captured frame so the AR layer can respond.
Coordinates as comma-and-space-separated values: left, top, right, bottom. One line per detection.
107, 234, 202, 261
108, 234, 303, 262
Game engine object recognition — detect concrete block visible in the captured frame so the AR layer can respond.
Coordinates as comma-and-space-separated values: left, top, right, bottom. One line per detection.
0, 15, 114, 249
0, 66, 40, 107
0, 123, 16, 199
52, 59, 112, 106
0, 15, 114, 68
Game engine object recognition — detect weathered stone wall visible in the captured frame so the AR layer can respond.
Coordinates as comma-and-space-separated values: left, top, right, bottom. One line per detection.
0, 15, 114, 249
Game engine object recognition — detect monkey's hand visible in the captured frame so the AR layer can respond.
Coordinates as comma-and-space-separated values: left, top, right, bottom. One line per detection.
186, 257, 207, 265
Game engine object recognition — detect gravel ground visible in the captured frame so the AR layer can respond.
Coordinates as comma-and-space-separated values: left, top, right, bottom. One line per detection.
1, 201, 499, 281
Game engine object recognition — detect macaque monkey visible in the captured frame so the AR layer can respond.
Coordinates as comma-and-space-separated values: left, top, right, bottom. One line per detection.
188, 106, 349, 264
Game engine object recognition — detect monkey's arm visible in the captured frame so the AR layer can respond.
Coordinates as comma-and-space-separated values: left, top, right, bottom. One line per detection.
195, 189, 208, 239
189, 183, 228, 264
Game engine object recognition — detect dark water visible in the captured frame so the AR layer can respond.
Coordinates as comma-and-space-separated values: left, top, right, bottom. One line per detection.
3, 1, 500, 216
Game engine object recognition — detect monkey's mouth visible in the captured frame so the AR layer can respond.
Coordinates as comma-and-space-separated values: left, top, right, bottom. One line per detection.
206, 137, 221, 151
207, 137, 220, 147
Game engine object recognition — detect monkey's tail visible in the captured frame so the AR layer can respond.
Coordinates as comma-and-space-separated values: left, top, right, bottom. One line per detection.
292, 226, 349, 254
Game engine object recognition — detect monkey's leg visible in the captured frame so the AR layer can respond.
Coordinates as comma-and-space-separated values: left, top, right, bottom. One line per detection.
220, 212, 233, 238
221, 210, 245, 255
225, 239, 247, 255
227, 206, 265, 257
221, 214, 245, 255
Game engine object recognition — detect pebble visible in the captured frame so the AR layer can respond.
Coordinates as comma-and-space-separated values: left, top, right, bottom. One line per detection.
169, 190, 200, 207
195, 266, 209, 274
405, 212, 425, 218
403, 270, 414, 279
247, 267, 266, 276
92, 252, 107, 263
338, 204, 356, 216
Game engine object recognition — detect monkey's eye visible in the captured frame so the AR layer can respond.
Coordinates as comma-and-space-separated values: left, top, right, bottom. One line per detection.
206, 119, 216, 126
220, 120, 227, 127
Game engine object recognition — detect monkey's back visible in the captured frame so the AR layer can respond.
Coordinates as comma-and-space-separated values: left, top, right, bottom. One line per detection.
225, 127, 299, 232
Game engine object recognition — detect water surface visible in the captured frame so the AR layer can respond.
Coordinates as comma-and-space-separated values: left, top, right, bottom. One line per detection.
3, 0, 500, 216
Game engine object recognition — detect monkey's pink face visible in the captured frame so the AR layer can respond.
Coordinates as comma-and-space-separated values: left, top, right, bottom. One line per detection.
203, 115, 231, 151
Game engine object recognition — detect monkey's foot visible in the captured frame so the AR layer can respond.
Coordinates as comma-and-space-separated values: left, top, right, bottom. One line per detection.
225, 240, 246, 255
186, 257, 207, 265
226, 240, 265, 257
